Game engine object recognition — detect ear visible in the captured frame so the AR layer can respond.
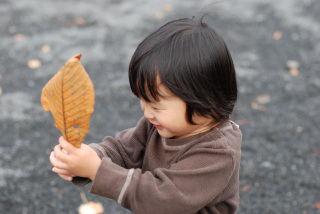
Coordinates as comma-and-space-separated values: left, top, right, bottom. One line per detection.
192, 111, 217, 127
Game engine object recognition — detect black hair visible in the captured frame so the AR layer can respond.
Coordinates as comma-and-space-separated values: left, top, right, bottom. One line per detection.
129, 15, 237, 124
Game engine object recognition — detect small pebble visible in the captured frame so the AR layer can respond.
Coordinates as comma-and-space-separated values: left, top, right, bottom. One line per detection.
286, 60, 300, 69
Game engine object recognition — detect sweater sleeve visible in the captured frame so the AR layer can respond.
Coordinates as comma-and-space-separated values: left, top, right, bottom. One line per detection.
71, 117, 153, 186
89, 146, 237, 214
88, 117, 153, 168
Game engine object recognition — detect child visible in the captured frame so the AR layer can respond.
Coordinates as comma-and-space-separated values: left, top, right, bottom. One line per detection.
50, 15, 242, 214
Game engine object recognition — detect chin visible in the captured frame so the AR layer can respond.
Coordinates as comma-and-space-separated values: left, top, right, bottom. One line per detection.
157, 130, 174, 139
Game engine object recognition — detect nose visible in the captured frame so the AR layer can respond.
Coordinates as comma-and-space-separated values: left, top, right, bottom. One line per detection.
144, 108, 155, 120
140, 100, 154, 120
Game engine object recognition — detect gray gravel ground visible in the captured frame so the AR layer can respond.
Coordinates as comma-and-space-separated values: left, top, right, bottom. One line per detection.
0, 0, 319, 213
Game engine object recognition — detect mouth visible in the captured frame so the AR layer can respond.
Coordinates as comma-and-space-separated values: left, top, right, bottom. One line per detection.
151, 122, 163, 130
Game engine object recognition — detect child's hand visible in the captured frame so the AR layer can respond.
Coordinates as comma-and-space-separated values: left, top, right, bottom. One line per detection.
50, 137, 101, 181
50, 150, 74, 181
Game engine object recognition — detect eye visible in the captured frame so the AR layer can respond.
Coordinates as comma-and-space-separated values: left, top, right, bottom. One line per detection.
151, 104, 162, 111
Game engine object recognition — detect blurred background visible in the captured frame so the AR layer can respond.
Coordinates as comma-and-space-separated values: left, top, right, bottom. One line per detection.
0, 0, 319, 213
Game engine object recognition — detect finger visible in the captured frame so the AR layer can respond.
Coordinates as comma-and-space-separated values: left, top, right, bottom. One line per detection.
61, 149, 69, 155
58, 173, 73, 181
52, 167, 74, 176
53, 144, 63, 154
51, 149, 66, 163
59, 136, 76, 154
50, 151, 68, 169
53, 144, 69, 163
49, 151, 56, 166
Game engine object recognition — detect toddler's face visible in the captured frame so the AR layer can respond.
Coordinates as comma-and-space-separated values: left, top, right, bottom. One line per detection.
140, 83, 215, 139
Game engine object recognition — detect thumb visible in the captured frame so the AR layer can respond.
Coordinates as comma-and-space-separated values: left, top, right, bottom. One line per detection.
59, 136, 75, 154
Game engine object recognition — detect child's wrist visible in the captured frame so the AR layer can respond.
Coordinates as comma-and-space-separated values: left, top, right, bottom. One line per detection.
89, 158, 101, 181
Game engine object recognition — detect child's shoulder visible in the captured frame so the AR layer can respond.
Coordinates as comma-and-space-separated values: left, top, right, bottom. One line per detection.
199, 120, 242, 151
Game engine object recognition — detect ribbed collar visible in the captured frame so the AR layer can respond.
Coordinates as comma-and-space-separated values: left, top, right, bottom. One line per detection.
162, 119, 232, 148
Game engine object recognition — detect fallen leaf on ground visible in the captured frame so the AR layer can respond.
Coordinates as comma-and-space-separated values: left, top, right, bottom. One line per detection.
42, 44, 51, 53
256, 94, 271, 104
0, 87, 2, 96
164, 5, 173, 12
314, 202, 320, 209
78, 202, 104, 214
28, 59, 42, 69
14, 34, 26, 41
78, 192, 104, 214
0, 74, 2, 81
235, 119, 248, 126
251, 102, 259, 109
242, 185, 250, 192
75, 17, 86, 25
273, 30, 283, 40
313, 150, 318, 156
156, 12, 164, 19
63, 17, 86, 26
286, 60, 300, 76
41, 54, 95, 148
289, 68, 299, 76
258, 105, 266, 111
251, 102, 266, 111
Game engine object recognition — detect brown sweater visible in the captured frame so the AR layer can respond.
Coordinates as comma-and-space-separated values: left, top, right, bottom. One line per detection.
73, 117, 242, 214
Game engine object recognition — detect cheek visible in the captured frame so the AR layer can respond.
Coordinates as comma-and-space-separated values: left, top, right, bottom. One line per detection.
162, 111, 188, 127
140, 100, 145, 111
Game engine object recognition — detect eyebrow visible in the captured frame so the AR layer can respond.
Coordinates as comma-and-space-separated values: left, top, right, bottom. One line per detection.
141, 94, 170, 104
140, 96, 158, 104
142, 80, 175, 103
148, 99, 158, 104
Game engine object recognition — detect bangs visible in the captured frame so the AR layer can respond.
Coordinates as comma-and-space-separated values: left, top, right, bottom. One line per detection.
129, 53, 162, 102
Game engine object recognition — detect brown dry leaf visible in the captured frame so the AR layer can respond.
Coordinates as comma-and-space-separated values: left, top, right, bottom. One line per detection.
256, 94, 271, 104
78, 202, 104, 214
164, 5, 173, 12
273, 30, 283, 40
28, 59, 42, 69
242, 185, 250, 192
14, 33, 26, 41
286, 60, 300, 76
252, 96, 268, 111
236, 119, 248, 126
42, 44, 51, 53
75, 17, 86, 25
156, 12, 164, 19
251, 102, 259, 109
258, 105, 266, 112
0, 87, 2, 96
289, 68, 299, 76
314, 202, 320, 210
0, 74, 2, 81
313, 150, 319, 156
41, 54, 95, 148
